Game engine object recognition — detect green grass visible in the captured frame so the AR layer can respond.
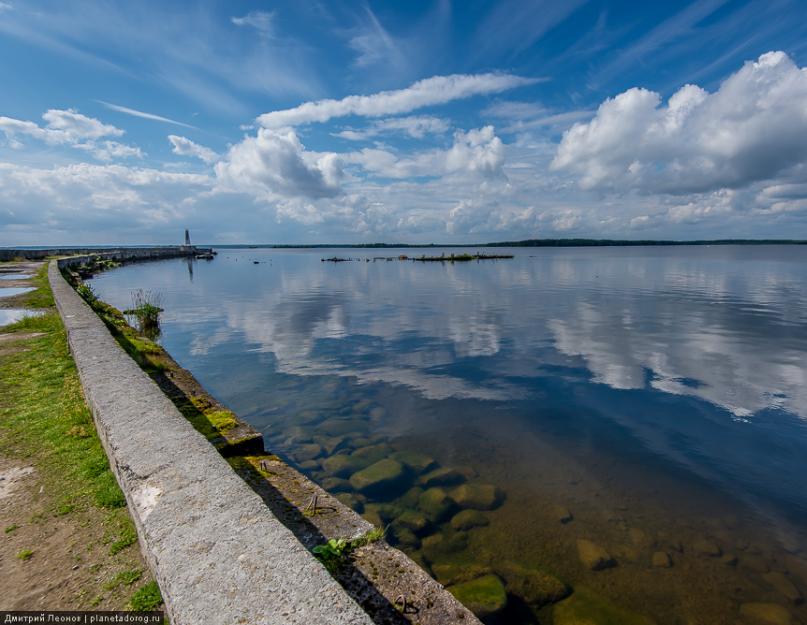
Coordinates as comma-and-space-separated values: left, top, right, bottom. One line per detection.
16, 549, 34, 561
129, 581, 163, 611
104, 568, 143, 591
0, 262, 162, 611
5, 524, 19, 533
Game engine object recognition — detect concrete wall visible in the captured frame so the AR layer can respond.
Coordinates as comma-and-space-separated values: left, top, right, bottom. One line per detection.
1, 246, 208, 262
49, 260, 375, 625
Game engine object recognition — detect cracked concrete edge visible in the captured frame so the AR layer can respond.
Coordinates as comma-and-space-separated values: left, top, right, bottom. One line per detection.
49, 260, 375, 625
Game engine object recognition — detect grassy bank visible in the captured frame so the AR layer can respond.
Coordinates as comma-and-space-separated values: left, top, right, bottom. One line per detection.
0, 262, 163, 612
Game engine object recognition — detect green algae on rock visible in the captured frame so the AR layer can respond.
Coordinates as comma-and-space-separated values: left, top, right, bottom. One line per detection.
495, 562, 571, 608
418, 487, 456, 522
447, 574, 508, 619
576, 539, 616, 571
553, 586, 656, 625
349, 458, 407, 496
450, 483, 504, 510
418, 466, 470, 488
450, 509, 489, 531
739, 602, 793, 625
391, 450, 436, 474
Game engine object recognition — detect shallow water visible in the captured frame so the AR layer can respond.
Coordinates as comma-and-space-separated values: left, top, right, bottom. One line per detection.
0, 308, 43, 326
89, 246, 807, 624
0, 274, 33, 280
0, 287, 34, 298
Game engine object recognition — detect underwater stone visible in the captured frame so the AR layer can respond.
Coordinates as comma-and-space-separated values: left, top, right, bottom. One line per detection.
720, 553, 739, 566
295, 443, 323, 461
739, 602, 792, 625
553, 585, 656, 625
398, 486, 424, 508
362, 505, 384, 528
432, 560, 492, 586
390, 525, 420, 549
693, 538, 722, 557
396, 509, 430, 533
577, 539, 616, 571
322, 454, 367, 478
418, 487, 456, 522
496, 562, 571, 607
317, 435, 349, 455
553, 505, 574, 524
319, 418, 367, 436
351, 442, 393, 461
450, 510, 489, 531
651, 551, 672, 568
319, 476, 351, 492
419, 466, 470, 488
762, 572, 803, 604
421, 531, 468, 561
334, 492, 363, 513
297, 460, 319, 471
447, 574, 508, 619
450, 483, 503, 510
391, 450, 436, 474
349, 458, 406, 496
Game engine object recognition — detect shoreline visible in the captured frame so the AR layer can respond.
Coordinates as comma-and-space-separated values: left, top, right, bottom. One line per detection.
53, 252, 482, 625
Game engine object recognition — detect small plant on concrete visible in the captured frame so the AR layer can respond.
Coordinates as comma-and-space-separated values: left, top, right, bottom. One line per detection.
312, 538, 349, 573
123, 289, 164, 339
312, 527, 386, 573
76, 283, 97, 303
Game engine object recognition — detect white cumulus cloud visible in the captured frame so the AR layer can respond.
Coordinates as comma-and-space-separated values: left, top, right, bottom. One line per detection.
0, 108, 142, 160
257, 73, 537, 128
215, 128, 342, 199
552, 51, 807, 195
334, 115, 450, 141
168, 135, 218, 164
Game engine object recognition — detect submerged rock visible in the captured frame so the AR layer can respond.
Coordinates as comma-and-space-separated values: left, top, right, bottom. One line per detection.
450, 483, 504, 510
322, 453, 368, 477
418, 466, 470, 488
577, 539, 616, 571
692, 538, 722, 557
349, 459, 407, 496
418, 487, 456, 522
552, 504, 574, 524
319, 476, 351, 492
432, 559, 492, 586
762, 572, 803, 604
450, 510, 490, 531
739, 602, 792, 625
351, 443, 393, 464
297, 460, 319, 472
447, 574, 508, 619
496, 562, 571, 607
396, 509, 430, 533
553, 586, 656, 625
389, 525, 420, 549
294, 442, 323, 462
398, 486, 424, 508
421, 531, 469, 561
319, 418, 367, 437
391, 450, 436, 474
651, 551, 672, 568
334, 492, 363, 512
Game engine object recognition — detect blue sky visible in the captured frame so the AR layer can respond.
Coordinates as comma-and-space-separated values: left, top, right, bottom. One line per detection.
2, 0, 807, 244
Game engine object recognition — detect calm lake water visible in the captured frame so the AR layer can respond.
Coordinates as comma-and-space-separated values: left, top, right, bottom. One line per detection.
89, 246, 807, 624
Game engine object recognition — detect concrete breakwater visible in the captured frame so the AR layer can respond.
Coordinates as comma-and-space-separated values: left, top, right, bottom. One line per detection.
50, 255, 480, 625
1, 246, 211, 262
